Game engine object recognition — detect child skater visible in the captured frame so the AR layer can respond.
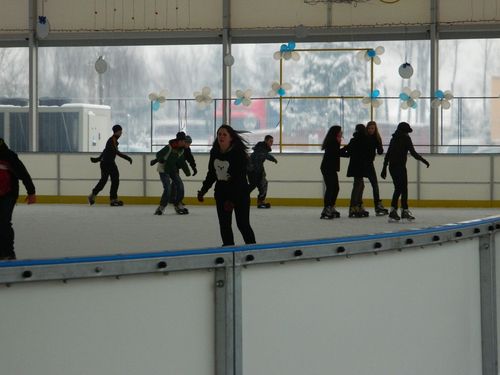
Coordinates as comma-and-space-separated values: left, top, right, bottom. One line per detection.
248, 135, 278, 209
381, 122, 430, 221
197, 124, 256, 246
320, 125, 345, 219
366, 121, 388, 216
88, 124, 132, 206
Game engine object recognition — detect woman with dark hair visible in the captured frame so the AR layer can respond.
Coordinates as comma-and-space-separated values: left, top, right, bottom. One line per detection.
197, 124, 256, 246
366, 121, 388, 216
320, 125, 345, 219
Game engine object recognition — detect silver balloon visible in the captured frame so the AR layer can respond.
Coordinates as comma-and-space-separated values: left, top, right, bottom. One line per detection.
398, 63, 414, 79
95, 56, 108, 74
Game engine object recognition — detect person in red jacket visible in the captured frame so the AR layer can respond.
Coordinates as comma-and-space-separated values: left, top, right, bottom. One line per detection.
0, 138, 36, 260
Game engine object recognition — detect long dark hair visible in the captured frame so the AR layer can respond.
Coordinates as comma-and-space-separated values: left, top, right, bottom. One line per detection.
366, 120, 382, 144
212, 124, 249, 152
321, 125, 342, 150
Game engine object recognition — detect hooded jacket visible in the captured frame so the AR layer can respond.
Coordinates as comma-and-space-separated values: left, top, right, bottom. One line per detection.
384, 129, 426, 168
0, 140, 35, 198
344, 131, 371, 178
156, 139, 191, 176
249, 141, 277, 172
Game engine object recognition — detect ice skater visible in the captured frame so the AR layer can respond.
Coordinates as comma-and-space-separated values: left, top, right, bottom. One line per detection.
88, 124, 132, 206
381, 122, 430, 221
248, 135, 277, 208
366, 121, 388, 216
320, 125, 346, 219
197, 124, 256, 246
168, 134, 197, 213
153, 132, 191, 215
0, 138, 36, 260
344, 124, 370, 218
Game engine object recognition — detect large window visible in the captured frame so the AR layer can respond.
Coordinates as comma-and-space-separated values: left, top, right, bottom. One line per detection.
439, 38, 500, 153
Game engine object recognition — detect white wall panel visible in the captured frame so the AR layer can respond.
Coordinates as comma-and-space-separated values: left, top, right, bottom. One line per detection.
0, 0, 27, 31
23, 180, 58, 195
440, 0, 499, 23
242, 241, 482, 375
494, 156, 500, 183
231, 0, 430, 29
424, 155, 490, 183
19, 153, 58, 179
421, 183, 491, 201
0, 271, 215, 375
60, 180, 144, 196
42, 0, 221, 31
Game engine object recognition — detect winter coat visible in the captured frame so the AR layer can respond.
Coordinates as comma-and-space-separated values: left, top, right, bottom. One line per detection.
320, 140, 347, 174
367, 134, 384, 163
156, 140, 191, 176
384, 130, 426, 168
344, 132, 371, 178
200, 146, 250, 202
0, 141, 35, 198
249, 141, 277, 172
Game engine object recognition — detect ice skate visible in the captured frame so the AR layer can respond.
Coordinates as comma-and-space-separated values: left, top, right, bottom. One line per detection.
87, 193, 96, 206
388, 207, 401, 222
401, 209, 415, 222
320, 206, 334, 219
154, 206, 165, 215
110, 199, 124, 206
375, 201, 389, 216
349, 206, 361, 218
174, 203, 189, 215
257, 199, 271, 209
331, 206, 341, 218
358, 205, 370, 217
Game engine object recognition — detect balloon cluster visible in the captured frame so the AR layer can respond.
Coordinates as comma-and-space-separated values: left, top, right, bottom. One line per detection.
399, 87, 421, 109
234, 90, 252, 106
269, 81, 292, 97
362, 89, 382, 108
273, 41, 300, 61
357, 46, 385, 65
431, 90, 453, 109
194, 87, 213, 109
148, 91, 167, 112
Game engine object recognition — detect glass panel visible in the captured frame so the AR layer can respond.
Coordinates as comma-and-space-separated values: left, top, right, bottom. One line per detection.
38, 45, 222, 152
9, 112, 29, 152
39, 112, 79, 152
439, 39, 500, 153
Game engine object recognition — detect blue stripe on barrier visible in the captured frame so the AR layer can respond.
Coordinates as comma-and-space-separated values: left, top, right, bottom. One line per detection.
1, 216, 498, 268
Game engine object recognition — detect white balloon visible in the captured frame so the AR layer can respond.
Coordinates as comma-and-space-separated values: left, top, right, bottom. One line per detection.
242, 98, 252, 106
235, 90, 244, 98
375, 46, 385, 55
373, 56, 381, 65
411, 90, 421, 99
282, 83, 292, 90
244, 89, 252, 98
273, 51, 282, 60
157, 96, 166, 103
195, 95, 203, 102
401, 102, 409, 110
444, 91, 454, 100
148, 93, 158, 101
357, 51, 366, 61
291, 52, 301, 61
442, 100, 451, 109
403, 87, 412, 96
202, 87, 211, 96
271, 82, 280, 91
372, 99, 382, 108
431, 99, 441, 108
283, 51, 292, 60
362, 97, 371, 105
407, 98, 415, 107
94, 56, 108, 74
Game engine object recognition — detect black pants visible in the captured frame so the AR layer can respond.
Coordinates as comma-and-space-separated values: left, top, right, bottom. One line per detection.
366, 164, 381, 205
350, 177, 365, 208
215, 193, 256, 246
92, 161, 119, 200
0, 194, 17, 259
322, 170, 339, 208
389, 165, 408, 209
248, 169, 268, 202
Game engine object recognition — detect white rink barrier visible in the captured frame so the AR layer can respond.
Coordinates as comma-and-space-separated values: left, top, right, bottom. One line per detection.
16, 152, 500, 204
0, 216, 499, 375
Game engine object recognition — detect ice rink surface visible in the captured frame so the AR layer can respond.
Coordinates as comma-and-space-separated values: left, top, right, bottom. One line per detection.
9, 203, 500, 260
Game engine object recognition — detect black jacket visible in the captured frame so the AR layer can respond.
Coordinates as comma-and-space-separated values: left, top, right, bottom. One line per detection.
183, 147, 197, 172
249, 141, 277, 172
367, 134, 384, 163
344, 132, 371, 178
321, 140, 347, 174
0, 142, 36, 198
384, 130, 426, 168
200, 146, 250, 201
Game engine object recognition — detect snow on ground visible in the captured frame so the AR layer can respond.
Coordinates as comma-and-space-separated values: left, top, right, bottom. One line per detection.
11, 204, 500, 260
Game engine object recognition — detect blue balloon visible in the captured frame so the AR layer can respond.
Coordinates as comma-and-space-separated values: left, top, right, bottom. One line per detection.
411, 102, 418, 109
367, 49, 376, 58
152, 100, 160, 111
288, 41, 296, 50
280, 44, 288, 52
277, 88, 285, 96
234, 98, 242, 105
371, 89, 380, 98
399, 93, 409, 101
435, 90, 444, 99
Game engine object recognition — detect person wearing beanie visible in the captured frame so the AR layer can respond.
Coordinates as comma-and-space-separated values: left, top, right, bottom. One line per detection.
168, 134, 197, 212
0, 138, 36, 260
88, 124, 132, 206
366, 121, 388, 216
153, 131, 191, 215
248, 135, 277, 209
381, 121, 430, 221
